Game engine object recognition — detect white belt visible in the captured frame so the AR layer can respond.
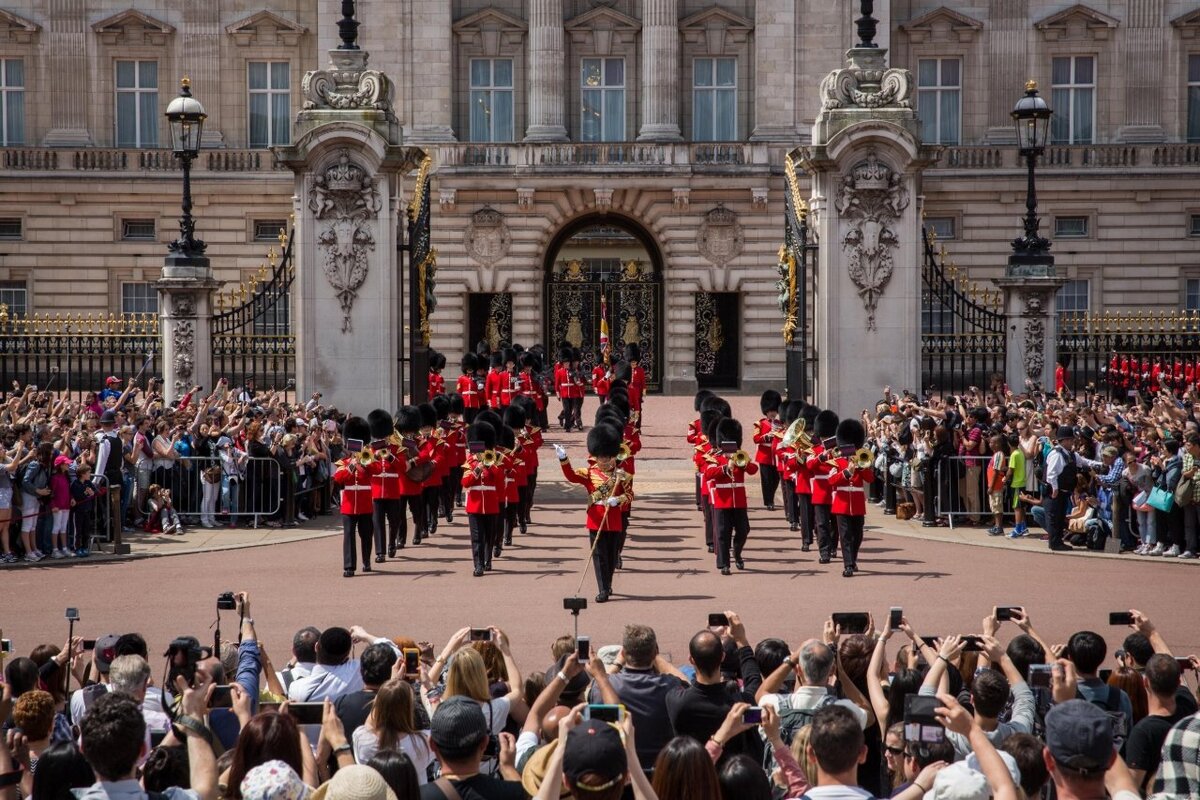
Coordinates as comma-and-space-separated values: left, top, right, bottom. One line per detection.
813, 474, 829, 480
461, 390, 477, 396
345, 485, 371, 492
378, 472, 399, 478
837, 486, 865, 493
713, 483, 745, 489
466, 486, 495, 492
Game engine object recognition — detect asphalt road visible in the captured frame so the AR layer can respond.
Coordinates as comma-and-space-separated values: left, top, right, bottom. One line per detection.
5, 395, 1197, 678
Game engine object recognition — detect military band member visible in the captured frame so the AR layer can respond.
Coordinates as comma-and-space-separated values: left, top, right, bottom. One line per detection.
393, 406, 432, 548
688, 390, 716, 510
554, 425, 633, 603
698, 409, 725, 554
457, 354, 483, 424
441, 394, 467, 521
827, 419, 875, 577
624, 343, 646, 425
754, 390, 783, 511
365, 409, 404, 562
805, 410, 841, 565
704, 418, 759, 575
794, 403, 820, 552
334, 417, 376, 577
591, 356, 611, 405
461, 422, 503, 577
485, 352, 510, 409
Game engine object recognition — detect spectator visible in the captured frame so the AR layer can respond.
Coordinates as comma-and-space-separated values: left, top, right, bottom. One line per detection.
351, 677, 432, 781
529, 706, 656, 800
288, 627, 396, 704
29, 740, 94, 800
1042, 700, 1139, 800
997, 733, 1049, 799
1150, 713, 1200, 797
333, 642, 400, 738
1121, 654, 1191, 792
69, 634, 121, 724
651, 736, 720, 800
365, 750, 422, 800
1064, 631, 1133, 741
279, 627, 321, 695
893, 736, 953, 797
12, 689, 55, 779
420, 696, 523, 800
224, 713, 312, 797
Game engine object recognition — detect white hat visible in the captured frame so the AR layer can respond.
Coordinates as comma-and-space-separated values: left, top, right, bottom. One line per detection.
923, 761, 989, 800
966, 750, 1021, 790
311, 766, 396, 800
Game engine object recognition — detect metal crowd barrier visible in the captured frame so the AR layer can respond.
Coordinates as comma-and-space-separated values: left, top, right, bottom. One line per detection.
934, 454, 1018, 528
135, 456, 284, 528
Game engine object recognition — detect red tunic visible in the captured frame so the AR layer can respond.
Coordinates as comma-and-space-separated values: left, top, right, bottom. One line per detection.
629, 365, 646, 410
806, 445, 837, 506
457, 373, 482, 409
793, 447, 813, 495
521, 425, 542, 471
702, 456, 759, 509
559, 460, 633, 531
365, 446, 407, 500
827, 459, 875, 516
686, 419, 702, 445
554, 363, 568, 397
428, 371, 444, 400
461, 456, 503, 515
591, 366, 609, 398
752, 419, 777, 465
485, 368, 510, 408
334, 460, 375, 515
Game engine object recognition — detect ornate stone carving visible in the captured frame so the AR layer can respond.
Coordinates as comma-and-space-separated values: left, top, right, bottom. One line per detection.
309, 149, 382, 333
516, 187, 535, 209
172, 294, 196, 317
673, 188, 690, 211
819, 49, 913, 111
697, 206, 744, 267
464, 207, 511, 266
172, 320, 195, 396
594, 188, 614, 210
834, 151, 910, 330
302, 49, 395, 118
1021, 291, 1045, 314
1023, 318, 1046, 382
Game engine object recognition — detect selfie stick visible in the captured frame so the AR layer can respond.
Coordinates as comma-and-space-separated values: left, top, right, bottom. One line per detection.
212, 602, 222, 660
131, 352, 155, 387
64, 613, 77, 699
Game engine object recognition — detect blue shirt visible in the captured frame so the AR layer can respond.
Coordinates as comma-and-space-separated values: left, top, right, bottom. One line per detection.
208, 638, 261, 750
1077, 677, 1133, 733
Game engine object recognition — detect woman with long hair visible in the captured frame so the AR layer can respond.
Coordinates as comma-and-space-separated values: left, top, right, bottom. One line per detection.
351, 679, 432, 781
1108, 666, 1149, 724
436, 629, 526, 774
651, 736, 721, 800
18, 442, 53, 561
222, 712, 315, 798
366, 749, 422, 800
29, 741, 93, 800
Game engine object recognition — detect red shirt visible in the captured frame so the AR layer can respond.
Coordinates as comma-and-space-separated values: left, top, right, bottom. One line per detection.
702, 456, 759, 508
334, 460, 375, 515
827, 460, 875, 516
560, 460, 633, 531
461, 457, 503, 515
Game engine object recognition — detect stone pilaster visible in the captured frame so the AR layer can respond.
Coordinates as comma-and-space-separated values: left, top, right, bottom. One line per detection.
994, 276, 1067, 393
750, 0, 797, 141
1118, 0, 1167, 143
181, 3, 225, 148
984, 0, 1028, 144
406, 0, 456, 142
41, 0, 92, 146
524, 0, 568, 142
156, 279, 219, 404
637, 0, 682, 141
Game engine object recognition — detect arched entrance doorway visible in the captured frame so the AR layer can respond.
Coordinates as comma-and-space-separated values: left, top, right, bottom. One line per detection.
543, 216, 663, 393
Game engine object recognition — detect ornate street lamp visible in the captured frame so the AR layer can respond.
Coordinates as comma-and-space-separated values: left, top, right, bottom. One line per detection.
1008, 80, 1054, 276
165, 77, 207, 261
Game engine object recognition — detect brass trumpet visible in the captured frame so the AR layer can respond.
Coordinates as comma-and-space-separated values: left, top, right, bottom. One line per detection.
850, 448, 874, 470
479, 449, 500, 468
730, 450, 752, 469
616, 442, 632, 463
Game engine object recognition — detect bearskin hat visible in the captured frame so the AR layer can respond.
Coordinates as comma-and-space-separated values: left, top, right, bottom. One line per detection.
587, 424, 622, 458
702, 396, 731, 419
416, 403, 438, 430
779, 400, 798, 425
467, 422, 496, 451
501, 348, 517, 365
502, 405, 527, 430
607, 393, 631, 418
613, 360, 632, 383
489, 352, 503, 369
800, 403, 820, 430
715, 417, 743, 449
431, 395, 450, 420
693, 389, 716, 413
836, 418, 866, 449
430, 351, 445, 370
342, 416, 370, 444
519, 351, 537, 370
498, 424, 516, 450
700, 409, 725, 444
394, 406, 421, 435
624, 343, 641, 363
367, 409, 394, 441
448, 393, 464, 415
474, 409, 503, 432
596, 405, 627, 428
512, 395, 536, 419
571, 348, 583, 363
760, 390, 783, 415
607, 379, 628, 394
558, 346, 573, 364
813, 409, 840, 440
461, 353, 478, 373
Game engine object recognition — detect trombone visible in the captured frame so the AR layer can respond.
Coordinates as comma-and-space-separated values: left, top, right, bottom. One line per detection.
479, 449, 500, 468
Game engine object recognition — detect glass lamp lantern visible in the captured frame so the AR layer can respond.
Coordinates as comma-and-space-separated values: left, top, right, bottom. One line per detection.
1011, 80, 1052, 154
165, 77, 207, 155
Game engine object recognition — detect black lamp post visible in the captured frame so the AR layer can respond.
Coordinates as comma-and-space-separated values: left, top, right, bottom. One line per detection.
1008, 80, 1054, 277
165, 77, 208, 265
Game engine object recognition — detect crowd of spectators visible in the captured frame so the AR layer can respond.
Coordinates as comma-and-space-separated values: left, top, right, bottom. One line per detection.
0, 377, 341, 562
1, 597, 1197, 800
862, 380, 1200, 556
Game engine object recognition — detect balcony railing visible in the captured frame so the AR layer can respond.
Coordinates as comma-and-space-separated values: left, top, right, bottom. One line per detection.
432, 141, 773, 173
935, 143, 1200, 170
0, 147, 290, 174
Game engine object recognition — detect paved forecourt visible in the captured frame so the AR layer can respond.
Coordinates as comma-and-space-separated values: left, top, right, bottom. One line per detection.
5, 394, 1198, 672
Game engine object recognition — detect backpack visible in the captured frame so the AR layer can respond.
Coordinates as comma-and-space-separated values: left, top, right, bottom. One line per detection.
762, 693, 836, 774
1082, 684, 1129, 749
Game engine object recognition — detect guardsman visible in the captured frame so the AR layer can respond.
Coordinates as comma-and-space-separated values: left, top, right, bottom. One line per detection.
485, 352, 508, 409
754, 390, 783, 511
625, 343, 646, 425
688, 390, 716, 510
428, 351, 446, 400
592, 354, 611, 406
827, 418, 875, 578
457, 354, 482, 424
794, 403, 820, 552
365, 409, 404, 562
334, 416, 377, 577
806, 410, 841, 565
441, 394, 467, 520
704, 417, 758, 575
461, 422, 503, 576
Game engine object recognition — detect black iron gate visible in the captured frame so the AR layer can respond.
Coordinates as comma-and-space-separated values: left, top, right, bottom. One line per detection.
467, 293, 512, 354
920, 227, 1007, 396
780, 155, 818, 401
545, 260, 662, 393
696, 292, 740, 389
406, 157, 435, 402
210, 226, 296, 391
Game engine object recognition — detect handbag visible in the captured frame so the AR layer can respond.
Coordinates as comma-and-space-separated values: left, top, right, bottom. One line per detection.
1147, 486, 1175, 513
1174, 476, 1194, 508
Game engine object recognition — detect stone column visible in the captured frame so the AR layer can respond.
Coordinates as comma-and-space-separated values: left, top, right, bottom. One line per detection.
994, 276, 1067, 393
42, 0, 92, 146
181, 3, 225, 147
637, 0, 682, 141
983, 0, 1028, 144
524, 0, 568, 142
156, 278, 219, 404
407, 0, 456, 142
1118, 0, 1167, 143
750, 0, 796, 141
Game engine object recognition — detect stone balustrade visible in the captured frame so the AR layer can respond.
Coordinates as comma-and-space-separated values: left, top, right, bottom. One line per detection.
0, 147, 289, 174
936, 142, 1200, 170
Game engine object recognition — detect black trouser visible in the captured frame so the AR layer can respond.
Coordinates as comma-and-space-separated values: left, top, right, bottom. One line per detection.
568, 397, 584, 428
1045, 491, 1070, 549
501, 502, 518, 547
517, 483, 532, 526
521, 469, 537, 522
815, 502, 837, 559
836, 514, 864, 569
781, 481, 796, 524
617, 510, 630, 556
797, 492, 815, 546
422, 486, 440, 532
1156, 505, 1185, 550
715, 507, 749, 569
407, 492, 426, 541
759, 464, 779, 508
442, 468, 461, 520
73, 508, 94, 551
343, 513, 373, 572
589, 529, 619, 595
922, 460, 939, 523
702, 497, 714, 548
468, 513, 493, 571
372, 498, 401, 555
391, 495, 414, 548
694, 473, 702, 509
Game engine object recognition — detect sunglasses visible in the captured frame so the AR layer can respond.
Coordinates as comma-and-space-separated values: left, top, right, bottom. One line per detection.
885, 745, 906, 756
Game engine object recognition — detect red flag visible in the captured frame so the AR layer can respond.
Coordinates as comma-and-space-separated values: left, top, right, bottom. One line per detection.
599, 295, 610, 365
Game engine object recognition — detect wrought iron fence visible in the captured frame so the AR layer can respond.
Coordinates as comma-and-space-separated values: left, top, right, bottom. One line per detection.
0, 309, 159, 400
780, 155, 819, 401
1057, 310, 1200, 393
920, 228, 1007, 397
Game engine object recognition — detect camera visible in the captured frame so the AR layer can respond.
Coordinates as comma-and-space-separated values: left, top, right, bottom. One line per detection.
994, 606, 1021, 623
576, 636, 590, 660
742, 706, 763, 725
1028, 664, 1053, 689
404, 649, 421, 674
65, 607, 80, 622
483, 734, 500, 759
165, 636, 204, 688
563, 597, 588, 612
217, 592, 237, 611
904, 695, 945, 743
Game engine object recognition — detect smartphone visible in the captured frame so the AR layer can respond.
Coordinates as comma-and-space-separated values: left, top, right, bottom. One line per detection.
469, 628, 492, 642
903, 694, 944, 743
888, 607, 903, 629
0, 639, 10, 654
1028, 664, 1053, 689
1177, 657, 1195, 672
208, 685, 234, 709
1099, 668, 1113, 683
483, 734, 500, 759
1109, 611, 1135, 626
65, 607, 79, 621
919, 636, 939, 650
708, 613, 729, 628
995, 606, 1021, 622
345, 438, 364, 453
82, 639, 97, 650
584, 704, 626, 724
577, 636, 590, 661
288, 702, 325, 725
404, 649, 420, 674
960, 635, 985, 653
742, 706, 763, 725
831, 613, 869, 635
150, 729, 168, 748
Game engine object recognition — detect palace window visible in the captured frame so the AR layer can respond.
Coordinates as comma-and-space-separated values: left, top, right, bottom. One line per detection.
1053, 216, 1089, 238
1189, 55, 1200, 143
121, 282, 158, 315
0, 218, 22, 240
917, 58, 961, 145
253, 219, 289, 242
0, 281, 27, 318
121, 219, 156, 241
693, 57, 736, 141
581, 58, 625, 142
924, 216, 957, 240
1051, 56, 1095, 145
1056, 279, 1090, 314
248, 61, 290, 148
0, 59, 24, 146
470, 58, 514, 142
115, 60, 159, 148
1186, 279, 1200, 312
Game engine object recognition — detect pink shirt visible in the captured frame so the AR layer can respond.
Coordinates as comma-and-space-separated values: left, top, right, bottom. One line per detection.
50, 472, 71, 510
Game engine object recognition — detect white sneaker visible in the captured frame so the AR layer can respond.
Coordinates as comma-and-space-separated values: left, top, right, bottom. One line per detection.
298, 512, 309, 521
1134, 544, 1148, 555
24, 553, 38, 563
1179, 551, 1197, 559
1148, 544, 1164, 556
64, 549, 76, 557
1164, 545, 1181, 557
51, 549, 64, 559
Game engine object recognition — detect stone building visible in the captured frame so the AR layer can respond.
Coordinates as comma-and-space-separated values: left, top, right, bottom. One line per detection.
1, 0, 1199, 394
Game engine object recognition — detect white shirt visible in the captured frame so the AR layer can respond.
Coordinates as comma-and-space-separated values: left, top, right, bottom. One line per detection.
351, 727, 433, 782
801, 788, 877, 800
287, 641, 398, 702
276, 662, 315, 693
1045, 446, 1102, 493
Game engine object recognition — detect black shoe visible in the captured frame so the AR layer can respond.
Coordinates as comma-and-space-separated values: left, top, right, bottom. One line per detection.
789, 522, 799, 531
473, 568, 484, 577
519, 520, 528, 534
801, 544, 811, 552
446, 512, 453, 523
363, 563, 372, 572
343, 570, 354, 578
595, 592, 609, 603
720, 567, 731, 575
503, 537, 512, 547
485, 562, 494, 571
616, 556, 624, 569
842, 567, 854, 577
1050, 543, 1074, 552
413, 535, 422, 546
387, 547, 396, 558
851, 563, 859, 571
766, 504, 776, 511
430, 521, 438, 534
375, 554, 386, 563
818, 556, 831, 565
707, 545, 714, 553
493, 546, 501, 557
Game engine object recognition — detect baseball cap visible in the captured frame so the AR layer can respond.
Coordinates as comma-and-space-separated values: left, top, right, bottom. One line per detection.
106, 376, 120, 386
562, 720, 627, 789
240, 760, 311, 800
1046, 699, 1115, 774
430, 695, 488, 752
94, 634, 121, 674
